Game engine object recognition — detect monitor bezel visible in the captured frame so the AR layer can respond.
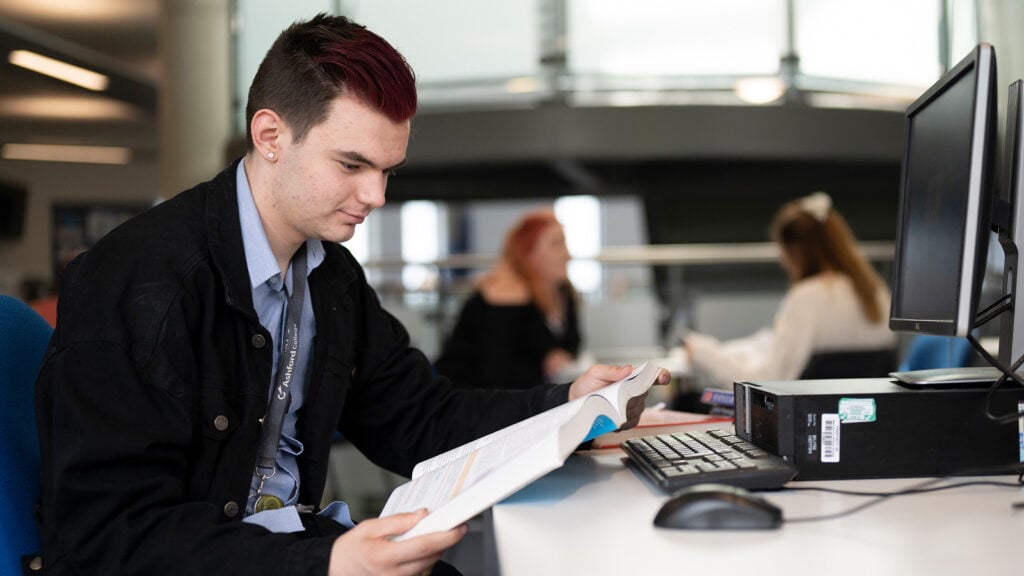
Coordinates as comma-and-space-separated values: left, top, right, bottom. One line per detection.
889, 43, 997, 338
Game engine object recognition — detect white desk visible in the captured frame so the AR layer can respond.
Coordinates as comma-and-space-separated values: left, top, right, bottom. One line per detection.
484, 436, 1023, 576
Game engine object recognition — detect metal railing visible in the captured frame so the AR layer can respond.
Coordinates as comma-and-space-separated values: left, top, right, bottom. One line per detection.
361, 240, 895, 271
361, 241, 896, 362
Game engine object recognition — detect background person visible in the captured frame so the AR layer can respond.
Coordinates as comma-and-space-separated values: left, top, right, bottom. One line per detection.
435, 208, 582, 389
684, 191, 895, 387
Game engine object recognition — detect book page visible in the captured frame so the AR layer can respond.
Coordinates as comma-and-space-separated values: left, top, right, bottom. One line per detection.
410, 362, 652, 479
409, 399, 578, 479
387, 399, 595, 516
382, 362, 659, 534
581, 362, 654, 420
382, 396, 615, 541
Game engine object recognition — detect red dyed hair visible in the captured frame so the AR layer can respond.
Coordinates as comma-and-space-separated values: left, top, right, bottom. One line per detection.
501, 209, 574, 317
245, 13, 417, 151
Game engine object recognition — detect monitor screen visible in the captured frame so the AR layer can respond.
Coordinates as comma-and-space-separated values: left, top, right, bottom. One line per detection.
890, 43, 997, 338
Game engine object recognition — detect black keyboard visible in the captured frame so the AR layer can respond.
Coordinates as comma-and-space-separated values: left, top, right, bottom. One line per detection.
621, 428, 797, 493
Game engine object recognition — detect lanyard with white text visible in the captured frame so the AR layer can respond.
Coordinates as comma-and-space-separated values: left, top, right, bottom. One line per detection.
253, 244, 307, 512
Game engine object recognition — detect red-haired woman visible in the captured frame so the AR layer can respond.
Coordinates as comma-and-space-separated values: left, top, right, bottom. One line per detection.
436, 209, 582, 389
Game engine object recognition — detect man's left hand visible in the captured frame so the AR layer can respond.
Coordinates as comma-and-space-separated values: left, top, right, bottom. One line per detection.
567, 364, 671, 430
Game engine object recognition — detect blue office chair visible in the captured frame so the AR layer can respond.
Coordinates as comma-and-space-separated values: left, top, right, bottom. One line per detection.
898, 335, 974, 371
0, 295, 53, 576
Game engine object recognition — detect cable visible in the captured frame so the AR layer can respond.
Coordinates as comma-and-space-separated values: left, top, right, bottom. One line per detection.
965, 333, 1024, 425
779, 464, 1024, 523
974, 294, 1013, 326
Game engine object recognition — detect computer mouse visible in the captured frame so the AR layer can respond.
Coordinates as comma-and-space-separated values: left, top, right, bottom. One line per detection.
653, 483, 782, 530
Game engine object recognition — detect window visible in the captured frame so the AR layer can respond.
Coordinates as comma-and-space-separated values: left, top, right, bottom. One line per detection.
401, 200, 445, 295
233, 0, 977, 116
555, 195, 601, 293
344, 218, 369, 263
795, 0, 941, 87
568, 0, 785, 77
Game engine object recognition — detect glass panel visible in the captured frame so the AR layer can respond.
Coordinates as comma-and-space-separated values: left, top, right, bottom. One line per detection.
233, 0, 336, 131
567, 0, 785, 76
401, 200, 443, 292
344, 221, 369, 263
948, 0, 979, 64
795, 0, 942, 86
555, 195, 601, 293
233, 0, 969, 113
345, 0, 539, 82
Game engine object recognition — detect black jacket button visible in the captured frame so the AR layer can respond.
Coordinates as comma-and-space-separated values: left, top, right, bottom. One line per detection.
213, 415, 229, 431
223, 501, 240, 517
251, 334, 266, 348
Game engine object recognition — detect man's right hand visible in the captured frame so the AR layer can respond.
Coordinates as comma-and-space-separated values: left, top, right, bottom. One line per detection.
327, 510, 467, 576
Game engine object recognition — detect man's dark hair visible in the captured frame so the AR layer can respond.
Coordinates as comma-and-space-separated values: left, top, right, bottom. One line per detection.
245, 13, 417, 151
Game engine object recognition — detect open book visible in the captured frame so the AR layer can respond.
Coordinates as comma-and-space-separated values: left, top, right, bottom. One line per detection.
380, 362, 660, 541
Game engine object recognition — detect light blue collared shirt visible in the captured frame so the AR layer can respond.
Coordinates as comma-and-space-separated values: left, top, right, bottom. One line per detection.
235, 162, 342, 523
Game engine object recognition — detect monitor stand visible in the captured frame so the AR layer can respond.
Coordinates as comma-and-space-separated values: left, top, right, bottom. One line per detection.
890, 366, 1012, 389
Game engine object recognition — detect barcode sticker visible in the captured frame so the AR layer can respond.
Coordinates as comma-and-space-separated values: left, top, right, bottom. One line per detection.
821, 413, 840, 463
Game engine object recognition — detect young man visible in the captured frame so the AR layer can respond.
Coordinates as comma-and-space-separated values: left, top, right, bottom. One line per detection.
35, 14, 664, 576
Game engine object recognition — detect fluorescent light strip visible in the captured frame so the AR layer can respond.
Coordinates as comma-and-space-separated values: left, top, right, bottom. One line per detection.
2, 143, 131, 165
8, 50, 110, 92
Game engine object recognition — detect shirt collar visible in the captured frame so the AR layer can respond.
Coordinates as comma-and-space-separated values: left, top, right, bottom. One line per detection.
236, 162, 325, 291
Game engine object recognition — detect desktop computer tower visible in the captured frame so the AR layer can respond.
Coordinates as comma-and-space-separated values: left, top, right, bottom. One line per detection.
733, 378, 1024, 480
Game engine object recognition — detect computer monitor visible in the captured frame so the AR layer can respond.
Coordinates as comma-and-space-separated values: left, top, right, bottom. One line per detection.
890, 42, 997, 339
889, 43, 1000, 385
996, 78, 1024, 367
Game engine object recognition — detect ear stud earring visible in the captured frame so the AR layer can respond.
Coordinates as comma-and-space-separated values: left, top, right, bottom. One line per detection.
268, 152, 276, 161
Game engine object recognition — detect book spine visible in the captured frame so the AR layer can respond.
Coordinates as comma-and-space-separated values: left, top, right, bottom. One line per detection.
701, 388, 735, 408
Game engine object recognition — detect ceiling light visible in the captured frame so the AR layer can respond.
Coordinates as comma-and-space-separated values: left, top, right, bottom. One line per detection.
2, 143, 131, 165
734, 77, 786, 105
8, 49, 110, 92
504, 77, 541, 94
0, 96, 142, 121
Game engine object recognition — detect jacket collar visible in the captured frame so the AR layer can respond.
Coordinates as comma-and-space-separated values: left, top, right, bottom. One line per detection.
205, 158, 257, 313
202, 158, 358, 311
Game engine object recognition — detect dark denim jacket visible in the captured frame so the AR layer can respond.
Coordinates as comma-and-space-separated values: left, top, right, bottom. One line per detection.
34, 160, 568, 575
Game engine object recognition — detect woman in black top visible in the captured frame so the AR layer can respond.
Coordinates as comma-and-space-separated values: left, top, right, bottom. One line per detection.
435, 209, 581, 389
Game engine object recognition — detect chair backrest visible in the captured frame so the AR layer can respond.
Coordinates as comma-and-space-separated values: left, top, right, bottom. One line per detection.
898, 335, 974, 372
0, 295, 53, 576
799, 348, 897, 380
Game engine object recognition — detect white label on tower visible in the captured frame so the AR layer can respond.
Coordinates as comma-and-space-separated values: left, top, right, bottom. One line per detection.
821, 413, 841, 463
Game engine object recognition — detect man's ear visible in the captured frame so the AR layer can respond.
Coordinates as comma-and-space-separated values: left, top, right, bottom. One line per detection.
251, 109, 286, 161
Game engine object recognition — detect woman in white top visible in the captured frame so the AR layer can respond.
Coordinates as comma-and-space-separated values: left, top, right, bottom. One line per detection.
685, 192, 896, 387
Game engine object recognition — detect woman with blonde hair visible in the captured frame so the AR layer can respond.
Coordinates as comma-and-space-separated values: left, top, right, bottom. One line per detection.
435, 208, 581, 389
685, 192, 896, 386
